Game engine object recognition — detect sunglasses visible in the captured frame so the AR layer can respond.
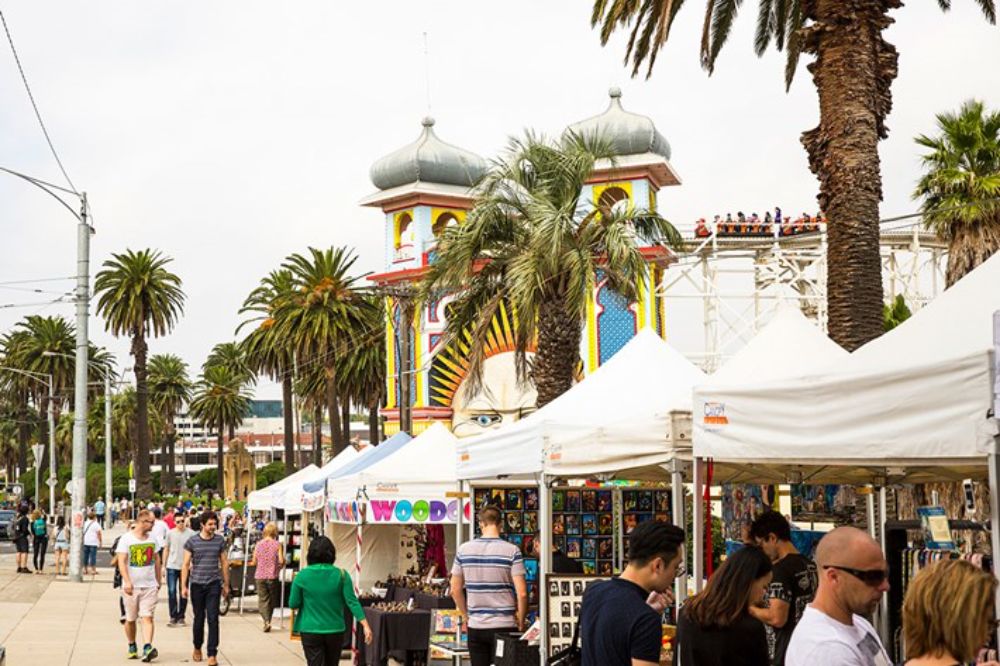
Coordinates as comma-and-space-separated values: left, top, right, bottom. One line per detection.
824, 565, 888, 586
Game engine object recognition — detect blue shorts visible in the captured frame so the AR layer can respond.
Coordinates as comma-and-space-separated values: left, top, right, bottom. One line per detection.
83, 545, 98, 567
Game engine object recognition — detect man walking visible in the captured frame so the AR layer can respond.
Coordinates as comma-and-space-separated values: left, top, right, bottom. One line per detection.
580, 520, 685, 666
163, 513, 195, 627
748, 511, 818, 665
94, 497, 107, 528
116, 509, 163, 662
182, 511, 230, 665
450, 505, 528, 666
785, 527, 890, 666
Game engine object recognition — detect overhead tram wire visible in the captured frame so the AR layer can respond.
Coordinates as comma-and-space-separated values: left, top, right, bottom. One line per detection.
0, 276, 74, 286
0, 7, 78, 194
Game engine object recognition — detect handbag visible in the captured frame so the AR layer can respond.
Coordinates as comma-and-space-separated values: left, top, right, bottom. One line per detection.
547, 619, 581, 666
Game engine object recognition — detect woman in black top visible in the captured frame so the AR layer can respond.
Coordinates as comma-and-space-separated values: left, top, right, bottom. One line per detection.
677, 546, 772, 666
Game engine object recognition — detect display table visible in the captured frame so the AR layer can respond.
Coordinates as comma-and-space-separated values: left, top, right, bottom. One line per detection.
361, 607, 431, 666
389, 586, 456, 610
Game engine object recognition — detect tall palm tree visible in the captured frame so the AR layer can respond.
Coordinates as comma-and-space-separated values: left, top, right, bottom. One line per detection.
295, 365, 328, 465
422, 132, 681, 407
94, 249, 185, 500
914, 100, 1000, 286
205, 342, 255, 386
590, 0, 997, 351
239, 269, 298, 473
188, 365, 252, 493
273, 247, 377, 458
148, 354, 192, 493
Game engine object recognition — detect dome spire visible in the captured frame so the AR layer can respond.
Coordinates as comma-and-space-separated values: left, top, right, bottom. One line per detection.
370, 117, 487, 190
565, 87, 671, 160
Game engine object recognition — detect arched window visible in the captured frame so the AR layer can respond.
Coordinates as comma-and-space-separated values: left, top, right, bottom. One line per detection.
394, 212, 413, 249
597, 186, 630, 216
433, 212, 460, 237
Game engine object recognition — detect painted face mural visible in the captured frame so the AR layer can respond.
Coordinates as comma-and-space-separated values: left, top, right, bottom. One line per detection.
450, 352, 537, 437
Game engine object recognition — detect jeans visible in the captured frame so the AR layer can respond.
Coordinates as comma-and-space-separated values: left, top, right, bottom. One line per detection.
300, 632, 344, 666
83, 545, 98, 567
190, 580, 222, 657
166, 568, 187, 621
33, 536, 47, 570
256, 578, 279, 624
468, 626, 517, 666
96, 513, 105, 528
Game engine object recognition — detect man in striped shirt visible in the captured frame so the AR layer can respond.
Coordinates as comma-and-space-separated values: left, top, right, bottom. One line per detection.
451, 505, 528, 666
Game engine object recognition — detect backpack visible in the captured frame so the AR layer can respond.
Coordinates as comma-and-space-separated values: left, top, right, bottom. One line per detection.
32, 518, 46, 536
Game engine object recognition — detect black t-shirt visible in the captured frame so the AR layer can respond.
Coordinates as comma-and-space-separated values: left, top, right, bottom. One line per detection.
765, 553, 818, 665
14, 515, 29, 539
581, 578, 661, 666
676, 608, 768, 666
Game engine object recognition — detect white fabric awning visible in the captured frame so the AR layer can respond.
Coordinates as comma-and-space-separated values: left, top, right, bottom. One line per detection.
245, 464, 319, 511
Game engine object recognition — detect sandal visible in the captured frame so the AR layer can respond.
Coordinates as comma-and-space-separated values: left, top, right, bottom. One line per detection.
192, 649, 203, 662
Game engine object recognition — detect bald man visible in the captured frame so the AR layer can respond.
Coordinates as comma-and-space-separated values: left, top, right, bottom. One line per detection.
785, 527, 890, 666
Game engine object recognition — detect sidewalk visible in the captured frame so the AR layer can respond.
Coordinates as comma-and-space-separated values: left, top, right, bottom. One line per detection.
0, 524, 320, 665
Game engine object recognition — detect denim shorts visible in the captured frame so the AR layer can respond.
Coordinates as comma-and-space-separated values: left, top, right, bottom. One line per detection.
83, 545, 98, 566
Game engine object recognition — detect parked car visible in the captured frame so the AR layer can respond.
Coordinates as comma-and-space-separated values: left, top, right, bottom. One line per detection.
0, 510, 15, 540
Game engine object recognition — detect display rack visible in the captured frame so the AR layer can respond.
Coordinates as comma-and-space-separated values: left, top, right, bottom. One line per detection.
276, 509, 302, 603
473, 486, 541, 604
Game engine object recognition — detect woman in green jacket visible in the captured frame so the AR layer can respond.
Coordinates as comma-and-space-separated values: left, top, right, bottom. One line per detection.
289, 536, 372, 666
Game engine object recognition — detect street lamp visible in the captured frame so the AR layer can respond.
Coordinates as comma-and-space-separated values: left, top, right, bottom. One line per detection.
2, 165, 93, 583
0, 366, 55, 518
42, 351, 123, 535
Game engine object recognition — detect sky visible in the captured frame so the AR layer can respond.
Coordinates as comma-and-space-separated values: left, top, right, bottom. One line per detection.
0, 1, 997, 399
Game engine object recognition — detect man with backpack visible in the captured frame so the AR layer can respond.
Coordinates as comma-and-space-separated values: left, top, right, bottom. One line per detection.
13, 505, 31, 573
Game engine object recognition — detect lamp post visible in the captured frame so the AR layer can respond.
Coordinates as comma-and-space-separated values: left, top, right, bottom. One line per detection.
0, 366, 56, 518
2, 165, 92, 582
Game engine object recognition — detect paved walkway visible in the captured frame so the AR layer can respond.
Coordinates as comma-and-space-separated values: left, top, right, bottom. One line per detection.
0, 524, 343, 665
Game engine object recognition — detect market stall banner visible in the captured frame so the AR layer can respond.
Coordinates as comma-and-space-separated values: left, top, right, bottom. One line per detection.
328, 498, 472, 524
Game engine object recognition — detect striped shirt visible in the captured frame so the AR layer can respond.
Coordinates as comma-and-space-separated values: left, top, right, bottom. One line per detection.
452, 537, 525, 629
184, 533, 226, 584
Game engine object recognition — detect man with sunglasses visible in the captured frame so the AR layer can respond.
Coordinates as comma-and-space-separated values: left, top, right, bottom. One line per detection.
786, 527, 890, 666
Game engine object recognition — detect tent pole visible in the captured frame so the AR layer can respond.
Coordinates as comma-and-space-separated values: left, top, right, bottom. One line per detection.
692, 457, 704, 592
988, 440, 1000, 647
865, 489, 876, 541
670, 458, 687, 605
239, 510, 250, 615
877, 487, 889, 643
538, 476, 552, 661
353, 517, 363, 666
279, 515, 288, 630
455, 483, 464, 549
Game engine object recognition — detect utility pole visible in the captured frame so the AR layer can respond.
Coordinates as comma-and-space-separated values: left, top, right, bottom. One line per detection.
47, 375, 55, 521
104, 372, 112, 522
380, 285, 415, 435
69, 192, 91, 583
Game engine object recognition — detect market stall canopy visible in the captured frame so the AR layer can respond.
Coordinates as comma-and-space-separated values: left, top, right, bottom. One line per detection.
245, 463, 320, 512
694, 251, 1000, 480
276, 444, 369, 514
328, 422, 460, 502
304, 432, 412, 494
458, 328, 706, 480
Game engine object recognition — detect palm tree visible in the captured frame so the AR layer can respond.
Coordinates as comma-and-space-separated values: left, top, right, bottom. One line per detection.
337, 298, 386, 445
188, 365, 252, 492
273, 247, 377, 458
914, 100, 1000, 286
148, 354, 192, 493
422, 132, 680, 407
94, 249, 185, 500
239, 269, 298, 473
295, 365, 328, 465
590, 0, 997, 351
205, 342, 255, 386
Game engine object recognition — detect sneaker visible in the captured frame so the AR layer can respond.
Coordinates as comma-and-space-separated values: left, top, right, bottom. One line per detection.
166, 618, 176, 627
177, 619, 187, 627
127, 645, 138, 660
263, 622, 270, 633
141, 646, 158, 662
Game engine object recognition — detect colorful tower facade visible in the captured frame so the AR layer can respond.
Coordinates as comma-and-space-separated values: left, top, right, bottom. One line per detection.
364, 90, 681, 437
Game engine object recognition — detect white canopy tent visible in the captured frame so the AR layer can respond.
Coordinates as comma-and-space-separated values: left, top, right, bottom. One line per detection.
245, 464, 319, 512
275, 445, 368, 515
690, 253, 1000, 622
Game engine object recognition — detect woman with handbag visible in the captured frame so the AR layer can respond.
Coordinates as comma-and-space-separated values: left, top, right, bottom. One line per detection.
289, 536, 373, 666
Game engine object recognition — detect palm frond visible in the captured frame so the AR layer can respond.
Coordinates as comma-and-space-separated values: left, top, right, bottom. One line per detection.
706, 0, 745, 74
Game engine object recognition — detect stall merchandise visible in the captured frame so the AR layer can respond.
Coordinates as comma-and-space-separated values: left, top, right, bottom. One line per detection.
474, 487, 541, 602
545, 574, 603, 658
362, 606, 431, 666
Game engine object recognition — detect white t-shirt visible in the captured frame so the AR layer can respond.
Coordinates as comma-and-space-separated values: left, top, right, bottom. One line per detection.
115, 531, 162, 589
164, 528, 195, 570
82, 519, 102, 547
786, 606, 890, 666
151, 519, 170, 546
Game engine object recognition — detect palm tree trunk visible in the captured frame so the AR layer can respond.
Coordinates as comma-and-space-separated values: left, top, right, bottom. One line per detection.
133, 332, 154, 499
162, 419, 176, 494
946, 221, 1000, 287
216, 429, 225, 495
533, 297, 583, 408
800, 0, 897, 351
325, 365, 344, 460
368, 403, 380, 445
312, 403, 322, 467
341, 398, 351, 444
282, 375, 295, 473
17, 420, 28, 478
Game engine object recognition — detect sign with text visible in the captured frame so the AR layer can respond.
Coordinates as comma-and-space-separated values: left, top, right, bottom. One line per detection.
327, 498, 472, 525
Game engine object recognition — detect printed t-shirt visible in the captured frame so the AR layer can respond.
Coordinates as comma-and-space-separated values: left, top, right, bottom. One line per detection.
580, 577, 661, 666
115, 531, 161, 589
451, 537, 524, 629
185, 533, 227, 584
785, 606, 890, 666
164, 528, 195, 570
766, 553, 818, 665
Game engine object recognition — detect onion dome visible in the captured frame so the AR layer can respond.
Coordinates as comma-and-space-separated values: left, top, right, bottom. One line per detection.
565, 87, 671, 160
369, 117, 487, 190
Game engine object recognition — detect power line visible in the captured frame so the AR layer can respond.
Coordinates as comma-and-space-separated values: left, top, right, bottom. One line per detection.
0, 296, 70, 310
0, 8, 78, 194
0, 284, 72, 295
0, 277, 74, 286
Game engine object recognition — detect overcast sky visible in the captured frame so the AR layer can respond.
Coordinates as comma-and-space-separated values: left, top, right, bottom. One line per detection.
1, 1, 997, 399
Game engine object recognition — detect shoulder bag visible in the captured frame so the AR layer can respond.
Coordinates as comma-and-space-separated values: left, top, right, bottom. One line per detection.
547, 618, 581, 666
